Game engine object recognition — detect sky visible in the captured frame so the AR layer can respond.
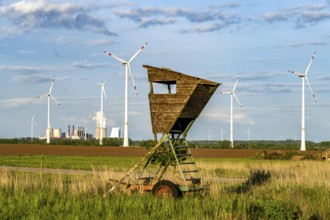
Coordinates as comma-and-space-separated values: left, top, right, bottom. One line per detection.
1, 0, 330, 142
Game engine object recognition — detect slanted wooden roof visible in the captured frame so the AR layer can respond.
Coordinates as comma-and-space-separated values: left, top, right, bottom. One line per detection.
143, 65, 221, 134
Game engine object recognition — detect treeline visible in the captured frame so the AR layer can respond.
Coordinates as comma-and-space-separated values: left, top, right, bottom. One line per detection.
1, 138, 330, 151
188, 140, 330, 151
0, 138, 130, 146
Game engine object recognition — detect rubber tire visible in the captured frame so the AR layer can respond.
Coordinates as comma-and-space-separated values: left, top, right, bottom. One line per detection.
152, 180, 182, 198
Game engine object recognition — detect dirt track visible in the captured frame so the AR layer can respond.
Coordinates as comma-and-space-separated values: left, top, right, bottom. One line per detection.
0, 144, 312, 158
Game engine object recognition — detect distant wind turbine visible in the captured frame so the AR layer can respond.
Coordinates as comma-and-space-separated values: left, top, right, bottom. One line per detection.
220, 129, 226, 141
219, 75, 244, 148
27, 114, 37, 142
289, 51, 317, 151
91, 78, 110, 145
82, 119, 90, 141
103, 42, 148, 147
246, 127, 252, 141
208, 130, 214, 141
35, 78, 61, 144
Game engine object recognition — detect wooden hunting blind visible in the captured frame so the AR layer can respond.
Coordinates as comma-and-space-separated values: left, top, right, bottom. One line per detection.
105, 65, 221, 198
144, 64, 220, 136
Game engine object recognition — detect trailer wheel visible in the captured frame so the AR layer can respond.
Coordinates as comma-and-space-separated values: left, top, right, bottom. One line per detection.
152, 180, 181, 198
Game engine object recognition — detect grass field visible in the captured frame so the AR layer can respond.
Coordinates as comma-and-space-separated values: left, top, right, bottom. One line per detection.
1, 155, 329, 219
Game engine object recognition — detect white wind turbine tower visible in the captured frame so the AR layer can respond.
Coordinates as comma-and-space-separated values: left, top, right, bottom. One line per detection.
220, 129, 226, 141
27, 114, 37, 142
35, 78, 61, 144
95, 79, 110, 145
219, 75, 244, 148
103, 42, 148, 147
246, 127, 252, 141
289, 52, 317, 151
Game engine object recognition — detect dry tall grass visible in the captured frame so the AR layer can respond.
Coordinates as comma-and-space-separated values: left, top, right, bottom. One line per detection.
1, 159, 329, 195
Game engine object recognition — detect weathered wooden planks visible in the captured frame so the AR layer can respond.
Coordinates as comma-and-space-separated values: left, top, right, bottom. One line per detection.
143, 65, 221, 134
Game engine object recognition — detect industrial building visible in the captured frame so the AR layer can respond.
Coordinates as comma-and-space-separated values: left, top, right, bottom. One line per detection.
66, 125, 93, 140
95, 127, 107, 140
110, 127, 121, 138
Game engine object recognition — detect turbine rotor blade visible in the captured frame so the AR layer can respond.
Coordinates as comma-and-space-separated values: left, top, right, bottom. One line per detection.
103, 79, 111, 86
102, 87, 108, 103
103, 72, 118, 86
128, 42, 148, 63
35, 93, 49, 99
305, 51, 316, 76
218, 91, 231, 94
233, 93, 244, 111
305, 76, 317, 103
232, 75, 240, 92
50, 95, 61, 107
84, 78, 99, 86
103, 51, 127, 64
49, 79, 55, 93
128, 64, 138, 96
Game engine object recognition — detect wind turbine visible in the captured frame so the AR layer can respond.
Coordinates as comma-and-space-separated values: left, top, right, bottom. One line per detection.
246, 128, 252, 141
220, 129, 226, 141
103, 42, 148, 147
82, 119, 90, 141
27, 114, 37, 142
289, 51, 317, 151
208, 130, 214, 141
35, 78, 61, 144
95, 79, 110, 145
219, 75, 244, 148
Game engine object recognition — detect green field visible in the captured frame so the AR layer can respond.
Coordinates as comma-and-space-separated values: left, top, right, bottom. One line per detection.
1, 155, 329, 219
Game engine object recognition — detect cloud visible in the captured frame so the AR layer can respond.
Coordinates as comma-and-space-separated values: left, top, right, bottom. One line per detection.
0, 97, 34, 108
238, 82, 296, 94
201, 109, 255, 125
241, 72, 285, 81
182, 19, 240, 33
262, 12, 289, 22
297, 11, 330, 27
12, 74, 69, 84
18, 50, 35, 54
0, 0, 116, 36
111, 3, 330, 32
113, 5, 242, 32
262, 4, 330, 28
139, 18, 176, 28
69, 61, 111, 69
0, 61, 111, 75
0, 65, 51, 73
86, 39, 114, 46
12, 74, 52, 83
56, 36, 71, 44
276, 41, 328, 48
209, 71, 284, 83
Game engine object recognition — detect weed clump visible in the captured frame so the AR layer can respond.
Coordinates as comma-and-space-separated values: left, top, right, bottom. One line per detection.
235, 170, 271, 193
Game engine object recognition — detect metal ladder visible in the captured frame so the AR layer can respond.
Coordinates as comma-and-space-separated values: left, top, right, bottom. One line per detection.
169, 131, 204, 192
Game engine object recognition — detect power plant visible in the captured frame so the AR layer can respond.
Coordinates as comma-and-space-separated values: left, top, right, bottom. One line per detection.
40, 125, 93, 140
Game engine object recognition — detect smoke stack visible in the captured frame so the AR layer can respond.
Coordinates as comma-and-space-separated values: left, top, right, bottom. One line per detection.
68, 125, 71, 138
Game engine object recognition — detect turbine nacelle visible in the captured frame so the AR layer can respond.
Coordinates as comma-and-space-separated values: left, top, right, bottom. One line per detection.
289, 70, 305, 77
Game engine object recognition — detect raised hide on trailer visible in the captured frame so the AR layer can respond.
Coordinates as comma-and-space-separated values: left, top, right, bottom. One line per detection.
143, 65, 221, 135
